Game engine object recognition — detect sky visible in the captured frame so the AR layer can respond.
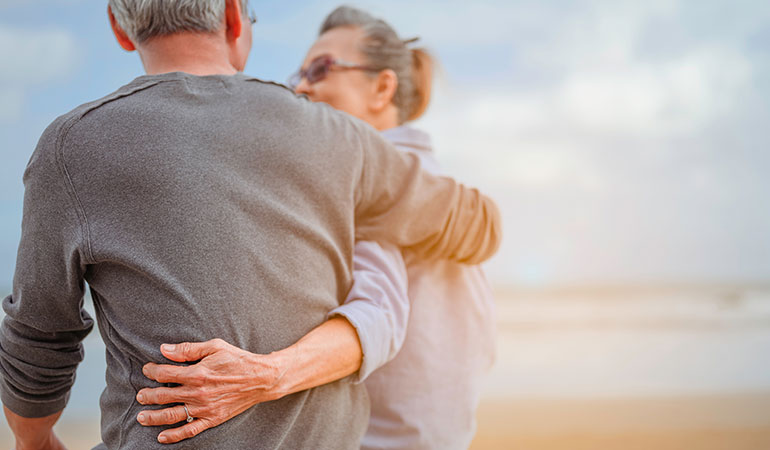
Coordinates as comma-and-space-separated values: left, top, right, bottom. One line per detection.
1, 0, 769, 288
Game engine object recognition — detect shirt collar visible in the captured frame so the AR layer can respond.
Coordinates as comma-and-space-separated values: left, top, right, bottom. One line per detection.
381, 125, 433, 153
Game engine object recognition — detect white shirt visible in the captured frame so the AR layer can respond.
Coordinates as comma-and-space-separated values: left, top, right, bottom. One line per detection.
330, 126, 497, 449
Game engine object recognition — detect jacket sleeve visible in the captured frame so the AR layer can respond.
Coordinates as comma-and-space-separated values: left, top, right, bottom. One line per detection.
0, 118, 94, 418
353, 125, 502, 265
327, 241, 409, 382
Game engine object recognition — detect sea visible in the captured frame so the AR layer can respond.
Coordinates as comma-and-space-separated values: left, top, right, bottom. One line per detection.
3, 284, 770, 420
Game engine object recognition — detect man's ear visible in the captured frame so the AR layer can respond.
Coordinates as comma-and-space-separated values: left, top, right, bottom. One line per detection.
224, 0, 243, 42
108, 5, 136, 51
370, 69, 399, 112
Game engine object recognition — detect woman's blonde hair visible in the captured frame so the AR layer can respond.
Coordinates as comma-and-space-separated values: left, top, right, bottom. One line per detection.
320, 6, 434, 123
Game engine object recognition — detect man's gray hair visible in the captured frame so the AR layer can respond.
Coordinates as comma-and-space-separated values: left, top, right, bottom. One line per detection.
109, 0, 249, 44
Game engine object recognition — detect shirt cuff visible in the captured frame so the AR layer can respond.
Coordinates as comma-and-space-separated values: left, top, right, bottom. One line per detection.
327, 301, 392, 383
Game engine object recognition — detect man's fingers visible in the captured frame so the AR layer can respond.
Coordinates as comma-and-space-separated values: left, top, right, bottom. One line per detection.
160, 339, 225, 363
142, 363, 189, 384
157, 417, 213, 444
136, 386, 191, 406
136, 404, 189, 426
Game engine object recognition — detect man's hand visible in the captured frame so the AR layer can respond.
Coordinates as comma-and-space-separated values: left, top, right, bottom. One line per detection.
136, 338, 290, 444
4, 406, 67, 450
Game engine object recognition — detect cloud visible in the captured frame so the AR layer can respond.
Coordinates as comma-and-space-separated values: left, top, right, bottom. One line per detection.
0, 26, 78, 122
0, 87, 24, 122
557, 45, 752, 136
0, 0, 86, 6
406, 0, 769, 284
0, 26, 78, 84
416, 0, 758, 183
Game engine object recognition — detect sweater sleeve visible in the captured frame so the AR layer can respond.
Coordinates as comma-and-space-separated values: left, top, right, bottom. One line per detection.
0, 118, 94, 418
353, 125, 501, 265
327, 241, 409, 382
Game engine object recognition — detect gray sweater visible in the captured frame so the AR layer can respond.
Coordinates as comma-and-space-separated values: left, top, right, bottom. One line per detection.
0, 72, 500, 449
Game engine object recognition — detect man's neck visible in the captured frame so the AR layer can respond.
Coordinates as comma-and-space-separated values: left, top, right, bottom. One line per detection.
138, 32, 238, 76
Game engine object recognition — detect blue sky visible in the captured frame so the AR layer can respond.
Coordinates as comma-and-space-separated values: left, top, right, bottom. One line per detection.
1, 0, 769, 287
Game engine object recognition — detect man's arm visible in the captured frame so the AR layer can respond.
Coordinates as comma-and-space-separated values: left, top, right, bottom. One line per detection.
352, 123, 502, 265
4, 407, 66, 450
0, 118, 94, 446
134, 240, 410, 444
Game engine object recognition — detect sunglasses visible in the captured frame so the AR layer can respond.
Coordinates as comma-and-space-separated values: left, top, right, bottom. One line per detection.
288, 54, 378, 90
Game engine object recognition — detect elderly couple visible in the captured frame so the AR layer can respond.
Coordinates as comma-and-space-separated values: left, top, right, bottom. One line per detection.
1, 1, 498, 449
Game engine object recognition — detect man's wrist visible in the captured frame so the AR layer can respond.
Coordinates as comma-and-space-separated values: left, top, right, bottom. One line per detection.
4, 406, 64, 450
16, 430, 57, 450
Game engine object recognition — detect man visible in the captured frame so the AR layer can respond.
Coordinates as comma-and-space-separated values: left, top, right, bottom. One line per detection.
0, 1, 501, 449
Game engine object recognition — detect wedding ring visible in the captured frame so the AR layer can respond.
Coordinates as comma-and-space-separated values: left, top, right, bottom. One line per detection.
183, 404, 194, 423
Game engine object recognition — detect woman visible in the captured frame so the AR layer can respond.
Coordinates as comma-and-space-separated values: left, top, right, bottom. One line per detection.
292, 7, 497, 449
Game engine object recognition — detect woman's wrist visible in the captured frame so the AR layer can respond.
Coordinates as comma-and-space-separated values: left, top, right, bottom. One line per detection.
260, 347, 299, 401
256, 317, 362, 399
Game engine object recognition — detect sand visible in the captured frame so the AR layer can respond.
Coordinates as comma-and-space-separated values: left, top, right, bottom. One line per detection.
470, 393, 770, 450
1, 393, 768, 449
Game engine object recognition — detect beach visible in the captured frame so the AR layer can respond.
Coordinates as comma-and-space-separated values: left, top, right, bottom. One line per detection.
1, 285, 769, 449
2, 394, 769, 449
470, 394, 770, 450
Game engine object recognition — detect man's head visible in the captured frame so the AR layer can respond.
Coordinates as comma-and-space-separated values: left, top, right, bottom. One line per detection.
108, 0, 253, 73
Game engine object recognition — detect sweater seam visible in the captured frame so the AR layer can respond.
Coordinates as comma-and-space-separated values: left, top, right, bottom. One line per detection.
52, 79, 166, 265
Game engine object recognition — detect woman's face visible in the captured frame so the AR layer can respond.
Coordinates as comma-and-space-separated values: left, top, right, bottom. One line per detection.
294, 27, 377, 123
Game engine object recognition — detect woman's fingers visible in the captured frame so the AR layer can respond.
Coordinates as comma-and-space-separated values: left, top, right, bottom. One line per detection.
136, 404, 189, 426
142, 362, 190, 384
136, 386, 194, 406
135, 340, 277, 444
156, 417, 215, 444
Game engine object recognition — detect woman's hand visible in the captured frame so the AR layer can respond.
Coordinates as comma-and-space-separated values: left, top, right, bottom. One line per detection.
137, 317, 362, 444
135, 339, 291, 444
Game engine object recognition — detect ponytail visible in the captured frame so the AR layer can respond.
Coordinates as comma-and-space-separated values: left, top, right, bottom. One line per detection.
407, 48, 434, 122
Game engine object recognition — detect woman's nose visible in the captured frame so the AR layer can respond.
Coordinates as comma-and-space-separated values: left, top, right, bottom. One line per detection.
294, 77, 312, 96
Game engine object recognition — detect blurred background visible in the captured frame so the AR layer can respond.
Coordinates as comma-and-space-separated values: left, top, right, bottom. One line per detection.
1, 0, 769, 448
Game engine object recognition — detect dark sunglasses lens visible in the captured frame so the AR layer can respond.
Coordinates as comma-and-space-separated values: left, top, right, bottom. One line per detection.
307, 58, 331, 84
